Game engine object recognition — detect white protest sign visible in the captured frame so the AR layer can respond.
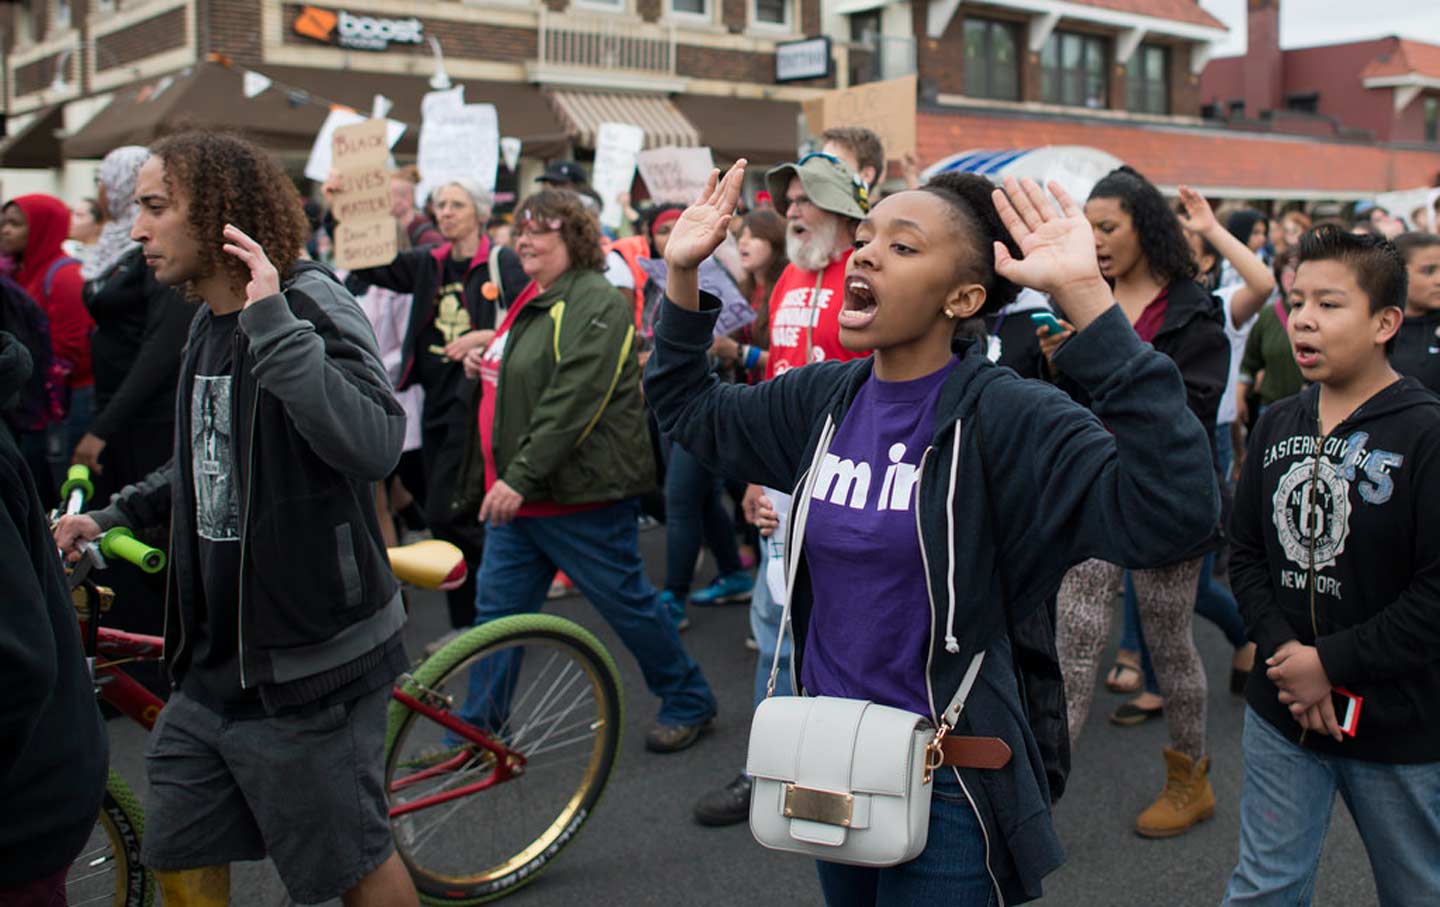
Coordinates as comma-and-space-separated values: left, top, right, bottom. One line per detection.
500, 136, 522, 173
592, 122, 646, 230
304, 107, 405, 183
637, 146, 714, 205
417, 86, 500, 202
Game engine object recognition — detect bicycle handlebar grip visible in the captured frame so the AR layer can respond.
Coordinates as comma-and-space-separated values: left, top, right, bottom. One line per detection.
61, 464, 93, 506
100, 527, 167, 574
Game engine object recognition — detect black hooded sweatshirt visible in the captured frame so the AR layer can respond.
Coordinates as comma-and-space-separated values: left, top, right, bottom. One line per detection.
1230, 377, 1440, 763
0, 332, 108, 887
1389, 309, 1440, 395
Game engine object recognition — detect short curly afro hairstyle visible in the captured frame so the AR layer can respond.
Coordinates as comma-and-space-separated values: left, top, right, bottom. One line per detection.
514, 189, 606, 272
149, 130, 310, 298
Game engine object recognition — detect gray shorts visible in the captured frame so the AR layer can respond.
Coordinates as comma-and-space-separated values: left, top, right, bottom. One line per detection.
141, 684, 394, 904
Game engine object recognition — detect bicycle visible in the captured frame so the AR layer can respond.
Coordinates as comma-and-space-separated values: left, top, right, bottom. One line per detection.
56, 465, 625, 906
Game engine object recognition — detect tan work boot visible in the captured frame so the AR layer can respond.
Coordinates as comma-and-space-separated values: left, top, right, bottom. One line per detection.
1135, 747, 1215, 838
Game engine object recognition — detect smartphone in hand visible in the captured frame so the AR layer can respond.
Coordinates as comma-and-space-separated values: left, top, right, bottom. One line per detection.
1030, 312, 1067, 337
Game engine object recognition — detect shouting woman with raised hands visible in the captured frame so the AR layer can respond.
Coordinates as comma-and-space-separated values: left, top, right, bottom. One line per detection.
644, 163, 1218, 905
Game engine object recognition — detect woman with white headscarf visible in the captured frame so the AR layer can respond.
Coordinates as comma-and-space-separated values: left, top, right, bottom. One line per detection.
74, 145, 198, 496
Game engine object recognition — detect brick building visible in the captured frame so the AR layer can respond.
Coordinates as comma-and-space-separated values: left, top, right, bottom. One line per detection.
0, 0, 858, 195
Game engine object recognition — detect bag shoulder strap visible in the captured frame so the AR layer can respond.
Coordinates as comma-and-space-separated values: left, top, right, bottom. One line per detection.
44, 256, 80, 296
489, 241, 509, 319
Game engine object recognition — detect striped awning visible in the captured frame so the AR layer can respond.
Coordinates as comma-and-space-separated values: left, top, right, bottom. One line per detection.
546, 90, 700, 150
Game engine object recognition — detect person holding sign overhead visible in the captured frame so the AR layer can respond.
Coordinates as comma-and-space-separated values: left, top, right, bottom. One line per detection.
328, 172, 528, 636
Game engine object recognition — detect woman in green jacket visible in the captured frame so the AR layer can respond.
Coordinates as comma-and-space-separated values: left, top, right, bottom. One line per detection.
457, 189, 717, 752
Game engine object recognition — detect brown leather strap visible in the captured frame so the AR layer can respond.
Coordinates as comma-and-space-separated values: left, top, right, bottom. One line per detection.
939, 735, 1012, 770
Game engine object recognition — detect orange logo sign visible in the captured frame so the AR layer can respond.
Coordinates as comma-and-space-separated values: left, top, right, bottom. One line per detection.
294, 6, 338, 43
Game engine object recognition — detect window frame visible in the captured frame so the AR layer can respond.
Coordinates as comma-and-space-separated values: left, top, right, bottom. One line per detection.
1125, 43, 1169, 115
574, 0, 628, 14
1040, 30, 1109, 109
750, 0, 792, 33
963, 16, 1020, 102
1425, 96, 1439, 145
666, 0, 712, 24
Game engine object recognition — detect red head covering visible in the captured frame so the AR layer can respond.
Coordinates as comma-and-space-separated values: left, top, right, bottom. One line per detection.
7, 194, 73, 304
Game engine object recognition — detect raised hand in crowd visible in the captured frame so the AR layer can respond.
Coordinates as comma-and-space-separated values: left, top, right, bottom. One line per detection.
992, 177, 1113, 329
663, 160, 748, 310
220, 224, 281, 306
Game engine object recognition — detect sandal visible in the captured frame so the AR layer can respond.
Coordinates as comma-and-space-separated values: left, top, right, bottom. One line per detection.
1105, 650, 1143, 694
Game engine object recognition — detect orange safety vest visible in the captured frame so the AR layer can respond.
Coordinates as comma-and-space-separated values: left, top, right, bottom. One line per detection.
608, 234, 651, 329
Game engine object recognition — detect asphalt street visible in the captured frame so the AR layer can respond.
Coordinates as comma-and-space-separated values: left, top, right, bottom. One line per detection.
104, 523, 1378, 907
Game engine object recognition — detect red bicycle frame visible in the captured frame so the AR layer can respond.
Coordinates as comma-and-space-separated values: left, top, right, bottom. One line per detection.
85, 623, 166, 732
386, 689, 527, 818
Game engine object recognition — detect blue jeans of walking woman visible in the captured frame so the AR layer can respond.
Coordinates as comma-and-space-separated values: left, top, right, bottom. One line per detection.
816, 770, 996, 907
1223, 707, 1440, 906
459, 498, 716, 730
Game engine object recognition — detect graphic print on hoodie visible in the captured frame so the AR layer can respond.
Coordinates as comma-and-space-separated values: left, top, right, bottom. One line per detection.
1229, 377, 1440, 763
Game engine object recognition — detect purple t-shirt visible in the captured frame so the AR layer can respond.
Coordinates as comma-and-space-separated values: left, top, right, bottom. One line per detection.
801, 357, 957, 717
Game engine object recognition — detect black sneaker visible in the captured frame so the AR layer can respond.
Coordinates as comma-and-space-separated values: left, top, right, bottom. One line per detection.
644, 716, 715, 753
694, 773, 752, 826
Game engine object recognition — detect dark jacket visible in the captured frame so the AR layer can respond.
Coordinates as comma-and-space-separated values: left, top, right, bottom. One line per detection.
1390, 310, 1440, 395
348, 239, 528, 390
0, 277, 52, 432
93, 266, 407, 708
1231, 378, 1440, 764
0, 332, 107, 887
458, 268, 655, 510
83, 245, 198, 439
646, 298, 1218, 904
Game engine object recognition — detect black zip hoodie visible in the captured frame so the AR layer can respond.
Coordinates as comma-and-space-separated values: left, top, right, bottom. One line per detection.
0, 332, 107, 887
1389, 309, 1440, 395
1230, 378, 1440, 763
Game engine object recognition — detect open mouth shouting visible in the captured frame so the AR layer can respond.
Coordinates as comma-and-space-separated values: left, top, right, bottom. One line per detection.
1292, 339, 1321, 369
840, 275, 878, 330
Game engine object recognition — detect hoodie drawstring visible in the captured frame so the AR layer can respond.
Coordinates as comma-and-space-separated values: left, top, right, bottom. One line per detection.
944, 421, 962, 654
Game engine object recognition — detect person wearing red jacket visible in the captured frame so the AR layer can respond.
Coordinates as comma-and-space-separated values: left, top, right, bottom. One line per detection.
1, 194, 95, 499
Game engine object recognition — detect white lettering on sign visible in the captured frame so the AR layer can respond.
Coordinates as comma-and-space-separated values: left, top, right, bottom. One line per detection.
337, 11, 423, 51
776, 37, 831, 83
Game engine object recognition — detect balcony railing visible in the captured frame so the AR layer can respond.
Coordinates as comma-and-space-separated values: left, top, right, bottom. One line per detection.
537, 9, 677, 77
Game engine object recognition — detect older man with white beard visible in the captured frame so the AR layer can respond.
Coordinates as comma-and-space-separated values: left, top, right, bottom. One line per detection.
690, 151, 874, 828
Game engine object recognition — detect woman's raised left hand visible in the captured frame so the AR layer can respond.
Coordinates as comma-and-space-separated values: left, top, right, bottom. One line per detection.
1176, 185, 1219, 236
992, 177, 1112, 328
665, 160, 747, 272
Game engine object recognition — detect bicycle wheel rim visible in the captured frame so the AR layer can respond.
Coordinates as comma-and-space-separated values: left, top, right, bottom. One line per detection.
66, 772, 151, 907
386, 624, 622, 903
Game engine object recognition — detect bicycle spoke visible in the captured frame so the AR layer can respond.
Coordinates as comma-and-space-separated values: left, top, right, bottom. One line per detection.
507, 667, 589, 751
502, 658, 580, 747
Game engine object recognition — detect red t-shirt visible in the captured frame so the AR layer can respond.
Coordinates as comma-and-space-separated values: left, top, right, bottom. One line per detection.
1133, 287, 1170, 344
765, 251, 867, 379
476, 282, 600, 519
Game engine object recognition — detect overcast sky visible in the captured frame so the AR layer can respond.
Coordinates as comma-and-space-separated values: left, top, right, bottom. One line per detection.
1199, 0, 1440, 57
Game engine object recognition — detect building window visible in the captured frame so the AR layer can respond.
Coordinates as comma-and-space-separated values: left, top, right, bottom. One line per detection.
1125, 44, 1168, 114
1427, 97, 1439, 144
1040, 31, 1108, 109
1285, 92, 1320, 114
52, 0, 73, 33
577, 0, 625, 11
669, 0, 708, 18
753, 0, 789, 28
964, 17, 1019, 101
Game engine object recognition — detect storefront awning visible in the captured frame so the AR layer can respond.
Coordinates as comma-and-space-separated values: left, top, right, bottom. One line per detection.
63, 61, 571, 162
546, 90, 699, 150
672, 94, 800, 163
0, 105, 64, 169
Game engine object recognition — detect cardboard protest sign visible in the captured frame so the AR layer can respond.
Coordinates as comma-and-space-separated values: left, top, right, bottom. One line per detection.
417, 86, 500, 202
592, 122, 646, 230
637, 256, 755, 338
802, 74, 916, 161
637, 146, 715, 205
333, 218, 398, 272
304, 107, 405, 183
330, 118, 398, 269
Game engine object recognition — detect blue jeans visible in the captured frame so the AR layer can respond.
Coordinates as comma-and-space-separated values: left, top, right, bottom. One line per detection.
461, 498, 716, 727
1215, 421, 1235, 487
816, 771, 996, 906
749, 561, 792, 705
663, 442, 742, 600
1120, 551, 1247, 695
1224, 707, 1440, 906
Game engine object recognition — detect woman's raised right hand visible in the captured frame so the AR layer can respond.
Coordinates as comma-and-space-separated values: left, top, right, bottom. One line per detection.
664, 160, 747, 272
321, 168, 342, 199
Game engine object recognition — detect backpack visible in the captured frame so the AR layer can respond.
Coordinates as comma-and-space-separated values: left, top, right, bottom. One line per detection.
0, 276, 58, 431
973, 403, 1071, 804
43, 255, 81, 297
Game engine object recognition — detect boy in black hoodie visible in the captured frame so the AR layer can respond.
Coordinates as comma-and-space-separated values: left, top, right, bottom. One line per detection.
1224, 226, 1440, 905
1389, 232, 1440, 394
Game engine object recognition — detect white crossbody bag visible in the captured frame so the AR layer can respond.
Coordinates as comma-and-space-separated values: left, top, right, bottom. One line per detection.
745, 438, 986, 867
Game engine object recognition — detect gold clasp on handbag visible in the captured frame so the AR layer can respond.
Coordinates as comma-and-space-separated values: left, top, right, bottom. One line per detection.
783, 784, 855, 827
923, 723, 949, 784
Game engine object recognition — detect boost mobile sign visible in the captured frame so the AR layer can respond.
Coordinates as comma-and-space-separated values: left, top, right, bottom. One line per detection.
295, 6, 424, 52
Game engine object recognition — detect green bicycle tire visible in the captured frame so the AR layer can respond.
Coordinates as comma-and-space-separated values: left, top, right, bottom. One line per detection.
66, 769, 154, 907
385, 613, 625, 905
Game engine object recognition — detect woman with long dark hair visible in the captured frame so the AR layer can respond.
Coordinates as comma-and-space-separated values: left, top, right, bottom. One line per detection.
1044, 166, 1229, 838
647, 162, 1216, 903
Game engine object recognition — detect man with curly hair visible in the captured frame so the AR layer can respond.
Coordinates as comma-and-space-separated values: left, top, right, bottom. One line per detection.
54, 131, 416, 906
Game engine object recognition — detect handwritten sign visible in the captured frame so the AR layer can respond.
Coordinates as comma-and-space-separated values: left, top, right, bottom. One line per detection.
304, 107, 405, 183
592, 122, 646, 230
637, 256, 755, 338
638, 146, 715, 205
802, 74, 916, 161
417, 86, 500, 203
334, 218, 398, 271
